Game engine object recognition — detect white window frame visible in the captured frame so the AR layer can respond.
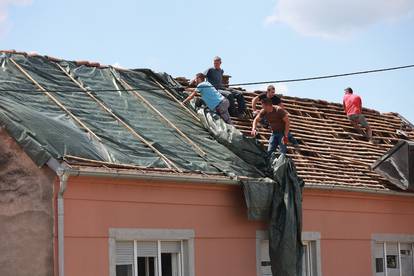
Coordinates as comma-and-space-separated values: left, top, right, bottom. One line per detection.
371, 234, 414, 276
256, 231, 322, 276
109, 228, 195, 276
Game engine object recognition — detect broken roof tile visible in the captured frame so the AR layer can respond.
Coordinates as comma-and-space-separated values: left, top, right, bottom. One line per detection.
232, 91, 414, 191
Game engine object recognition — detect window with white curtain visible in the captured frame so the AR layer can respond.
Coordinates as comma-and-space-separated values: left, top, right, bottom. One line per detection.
374, 241, 414, 276
115, 240, 188, 276
109, 229, 194, 276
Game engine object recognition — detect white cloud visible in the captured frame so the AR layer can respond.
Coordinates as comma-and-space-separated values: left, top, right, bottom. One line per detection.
265, 0, 414, 38
0, 0, 32, 37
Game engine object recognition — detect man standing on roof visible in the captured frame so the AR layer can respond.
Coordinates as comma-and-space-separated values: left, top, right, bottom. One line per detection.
251, 98, 298, 155
204, 56, 246, 117
183, 73, 232, 124
252, 85, 283, 116
343, 87, 373, 141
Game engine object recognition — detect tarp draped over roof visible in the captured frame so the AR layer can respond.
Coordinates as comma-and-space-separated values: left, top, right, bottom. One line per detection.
190, 94, 304, 276
0, 53, 261, 177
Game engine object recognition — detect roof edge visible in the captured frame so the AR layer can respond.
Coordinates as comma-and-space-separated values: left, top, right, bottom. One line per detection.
46, 159, 414, 195
395, 113, 414, 129
46, 160, 241, 185
305, 183, 414, 197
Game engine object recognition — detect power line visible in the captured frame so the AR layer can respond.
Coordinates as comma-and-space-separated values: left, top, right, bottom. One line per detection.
232, 64, 414, 87
0, 63, 413, 93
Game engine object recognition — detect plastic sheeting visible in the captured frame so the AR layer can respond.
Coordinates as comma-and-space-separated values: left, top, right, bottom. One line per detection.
195, 105, 304, 276
0, 53, 260, 177
242, 154, 304, 276
269, 154, 304, 276
372, 140, 414, 191
197, 107, 268, 173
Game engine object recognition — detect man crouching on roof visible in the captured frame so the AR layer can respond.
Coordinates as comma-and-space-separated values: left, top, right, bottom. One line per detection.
343, 87, 373, 141
183, 73, 232, 124
251, 98, 299, 155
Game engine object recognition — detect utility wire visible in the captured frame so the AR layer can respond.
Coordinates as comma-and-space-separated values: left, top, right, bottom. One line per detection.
0, 64, 413, 93
232, 64, 414, 86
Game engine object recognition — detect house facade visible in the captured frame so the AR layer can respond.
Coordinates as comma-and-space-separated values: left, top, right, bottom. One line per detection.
2, 130, 414, 276
1, 51, 414, 276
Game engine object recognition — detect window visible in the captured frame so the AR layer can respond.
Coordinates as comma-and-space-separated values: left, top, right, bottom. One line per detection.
372, 234, 414, 276
256, 231, 321, 276
109, 229, 194, 276
302, 241, 319, 276
115, 240, 186, 276
374, 242, 414, 276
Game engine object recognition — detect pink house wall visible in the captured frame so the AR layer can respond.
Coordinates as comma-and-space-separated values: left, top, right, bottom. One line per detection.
61, 176, 414, 276
303, 189, 414, 276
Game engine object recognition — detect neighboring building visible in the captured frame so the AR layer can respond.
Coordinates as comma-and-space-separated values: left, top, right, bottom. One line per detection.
0, 50, 414, 276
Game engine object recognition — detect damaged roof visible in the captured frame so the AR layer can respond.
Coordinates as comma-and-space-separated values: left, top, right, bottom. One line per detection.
233, 92, 414, 191
0, 51, 261, 178
1, 50, 413, 192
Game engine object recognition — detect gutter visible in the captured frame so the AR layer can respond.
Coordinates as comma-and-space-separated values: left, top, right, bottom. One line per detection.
48, 159, 70, 276
57, 172, 69, 276
66, 166, 242, 185
305, 183, 414, 197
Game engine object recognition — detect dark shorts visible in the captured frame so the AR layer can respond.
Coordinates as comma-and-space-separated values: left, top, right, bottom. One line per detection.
348, 114, 369, 127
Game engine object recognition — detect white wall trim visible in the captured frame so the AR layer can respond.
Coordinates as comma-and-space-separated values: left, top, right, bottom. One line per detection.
109, 228, 195, 241
372, 234, 414, 243
108, 228, 195, 276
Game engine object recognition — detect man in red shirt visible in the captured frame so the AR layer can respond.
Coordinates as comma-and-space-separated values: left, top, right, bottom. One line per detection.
343, 87, 372, 140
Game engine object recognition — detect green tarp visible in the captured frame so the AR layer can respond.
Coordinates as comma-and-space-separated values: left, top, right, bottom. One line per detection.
268, 154, 304, 276
0, 53, 260, 177
194, 104, 305, 276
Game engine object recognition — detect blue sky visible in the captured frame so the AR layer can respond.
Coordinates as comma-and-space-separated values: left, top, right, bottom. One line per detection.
2, 0, 414, 121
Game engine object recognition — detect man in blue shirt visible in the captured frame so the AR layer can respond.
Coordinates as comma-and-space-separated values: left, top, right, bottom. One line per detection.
183, 73, 232, 124
204, 56, 246, 117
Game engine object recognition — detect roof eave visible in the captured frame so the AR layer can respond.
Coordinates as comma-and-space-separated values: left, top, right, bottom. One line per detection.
46, 159, 414, 196
305, 183, 414, 197
46, 159, 241, 186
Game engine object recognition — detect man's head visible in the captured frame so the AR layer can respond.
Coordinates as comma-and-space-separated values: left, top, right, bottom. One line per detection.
261, 97, 274, 112
213, 56, 222, 70
194, 73, 205, 84
344, 87, 353, 94
266, 85, 276, 97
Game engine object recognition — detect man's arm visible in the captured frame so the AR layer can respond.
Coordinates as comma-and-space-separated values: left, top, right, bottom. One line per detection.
252, 95, 260, 114
282, 114, 290, 143
183, 88, 197, 104
251, 111, 262, 136
343, 100, 347, 114
358, 96, 362, 111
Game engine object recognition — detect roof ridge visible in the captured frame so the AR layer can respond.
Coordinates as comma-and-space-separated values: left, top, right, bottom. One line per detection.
0, 50, 107, 69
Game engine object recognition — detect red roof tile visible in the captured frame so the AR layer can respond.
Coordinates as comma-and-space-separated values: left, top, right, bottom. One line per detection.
233, 91, 414, 190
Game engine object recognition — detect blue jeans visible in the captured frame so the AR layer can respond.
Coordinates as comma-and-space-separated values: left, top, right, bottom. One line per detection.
268, 131, 298, 155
